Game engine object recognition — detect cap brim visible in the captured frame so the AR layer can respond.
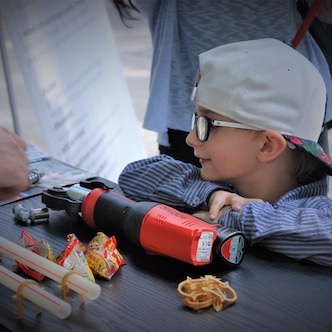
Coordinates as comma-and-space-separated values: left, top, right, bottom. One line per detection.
284, 135, 332, 176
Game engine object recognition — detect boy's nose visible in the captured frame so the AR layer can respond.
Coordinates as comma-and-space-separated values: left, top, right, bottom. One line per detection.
186, 128, 201, 148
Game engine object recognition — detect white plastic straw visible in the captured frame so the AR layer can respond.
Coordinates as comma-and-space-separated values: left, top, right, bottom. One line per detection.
0, 265, 71, 319
0, 236, 101, 300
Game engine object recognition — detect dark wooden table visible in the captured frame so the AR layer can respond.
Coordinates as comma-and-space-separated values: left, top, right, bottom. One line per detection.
1, 194, 332, 332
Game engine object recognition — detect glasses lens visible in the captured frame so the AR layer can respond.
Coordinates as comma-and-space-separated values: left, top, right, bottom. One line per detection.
196, 116, 209, 142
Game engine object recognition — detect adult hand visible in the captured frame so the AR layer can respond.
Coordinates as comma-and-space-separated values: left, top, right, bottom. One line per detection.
0, 127, 29, 200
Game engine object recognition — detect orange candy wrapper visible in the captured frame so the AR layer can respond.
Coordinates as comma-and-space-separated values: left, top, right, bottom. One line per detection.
57, 234, 95, 283
86, 232, 126, 280
17, 229, 55, 281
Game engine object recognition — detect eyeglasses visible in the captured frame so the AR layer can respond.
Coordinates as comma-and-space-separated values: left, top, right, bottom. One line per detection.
192, 114, 260, 142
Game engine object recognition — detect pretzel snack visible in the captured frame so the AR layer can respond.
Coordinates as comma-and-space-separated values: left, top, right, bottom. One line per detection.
177, 275, 237, 312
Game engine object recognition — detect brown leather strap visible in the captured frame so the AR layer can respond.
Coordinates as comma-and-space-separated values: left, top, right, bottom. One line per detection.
292, 0, 324, 48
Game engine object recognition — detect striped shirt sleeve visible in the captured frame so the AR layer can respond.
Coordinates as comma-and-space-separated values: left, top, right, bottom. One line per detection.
118, 155, 234, 211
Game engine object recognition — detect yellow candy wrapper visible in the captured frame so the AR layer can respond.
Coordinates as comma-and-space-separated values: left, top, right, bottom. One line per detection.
86, 232, 126, 280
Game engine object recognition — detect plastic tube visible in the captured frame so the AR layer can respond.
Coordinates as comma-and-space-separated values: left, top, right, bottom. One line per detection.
0, 265, 71, 319
0, 236, 101, 300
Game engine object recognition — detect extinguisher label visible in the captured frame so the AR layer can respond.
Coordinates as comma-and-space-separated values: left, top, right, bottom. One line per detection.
196, 232, 214, 262
221, 235, 245, 264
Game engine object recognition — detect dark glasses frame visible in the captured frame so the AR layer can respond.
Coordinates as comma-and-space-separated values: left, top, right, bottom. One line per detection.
192, 114, 259, 142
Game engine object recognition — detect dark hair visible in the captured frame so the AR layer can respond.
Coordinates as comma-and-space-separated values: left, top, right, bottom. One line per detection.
112, 0, 140, 27
291, 147, 326, 185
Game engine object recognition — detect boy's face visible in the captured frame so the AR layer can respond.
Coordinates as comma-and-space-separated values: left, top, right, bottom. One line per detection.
186, 106, 262, 186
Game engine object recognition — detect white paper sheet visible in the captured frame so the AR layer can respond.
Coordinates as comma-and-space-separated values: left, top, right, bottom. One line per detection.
1, 0, 146, 181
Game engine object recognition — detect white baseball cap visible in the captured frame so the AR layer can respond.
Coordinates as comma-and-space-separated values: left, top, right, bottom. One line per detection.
191, 38, 332, 175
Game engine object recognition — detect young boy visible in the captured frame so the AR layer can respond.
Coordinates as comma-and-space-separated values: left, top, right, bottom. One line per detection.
118, 38, 332, 267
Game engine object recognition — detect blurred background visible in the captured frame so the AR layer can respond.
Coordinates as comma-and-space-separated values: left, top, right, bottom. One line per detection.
0, 1, 158, 157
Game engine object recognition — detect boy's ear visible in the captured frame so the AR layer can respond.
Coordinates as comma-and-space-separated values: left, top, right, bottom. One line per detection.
258, 131, 287, 162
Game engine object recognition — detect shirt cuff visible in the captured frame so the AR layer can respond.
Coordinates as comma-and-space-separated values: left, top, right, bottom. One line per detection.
183, 181, 235, 210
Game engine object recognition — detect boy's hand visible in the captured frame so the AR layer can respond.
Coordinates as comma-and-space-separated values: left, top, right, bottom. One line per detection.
193, 206, 231, 223
193, 191, 262, 222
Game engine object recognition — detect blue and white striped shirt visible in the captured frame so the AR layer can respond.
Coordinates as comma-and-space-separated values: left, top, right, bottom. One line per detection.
118, 155, 332, 267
